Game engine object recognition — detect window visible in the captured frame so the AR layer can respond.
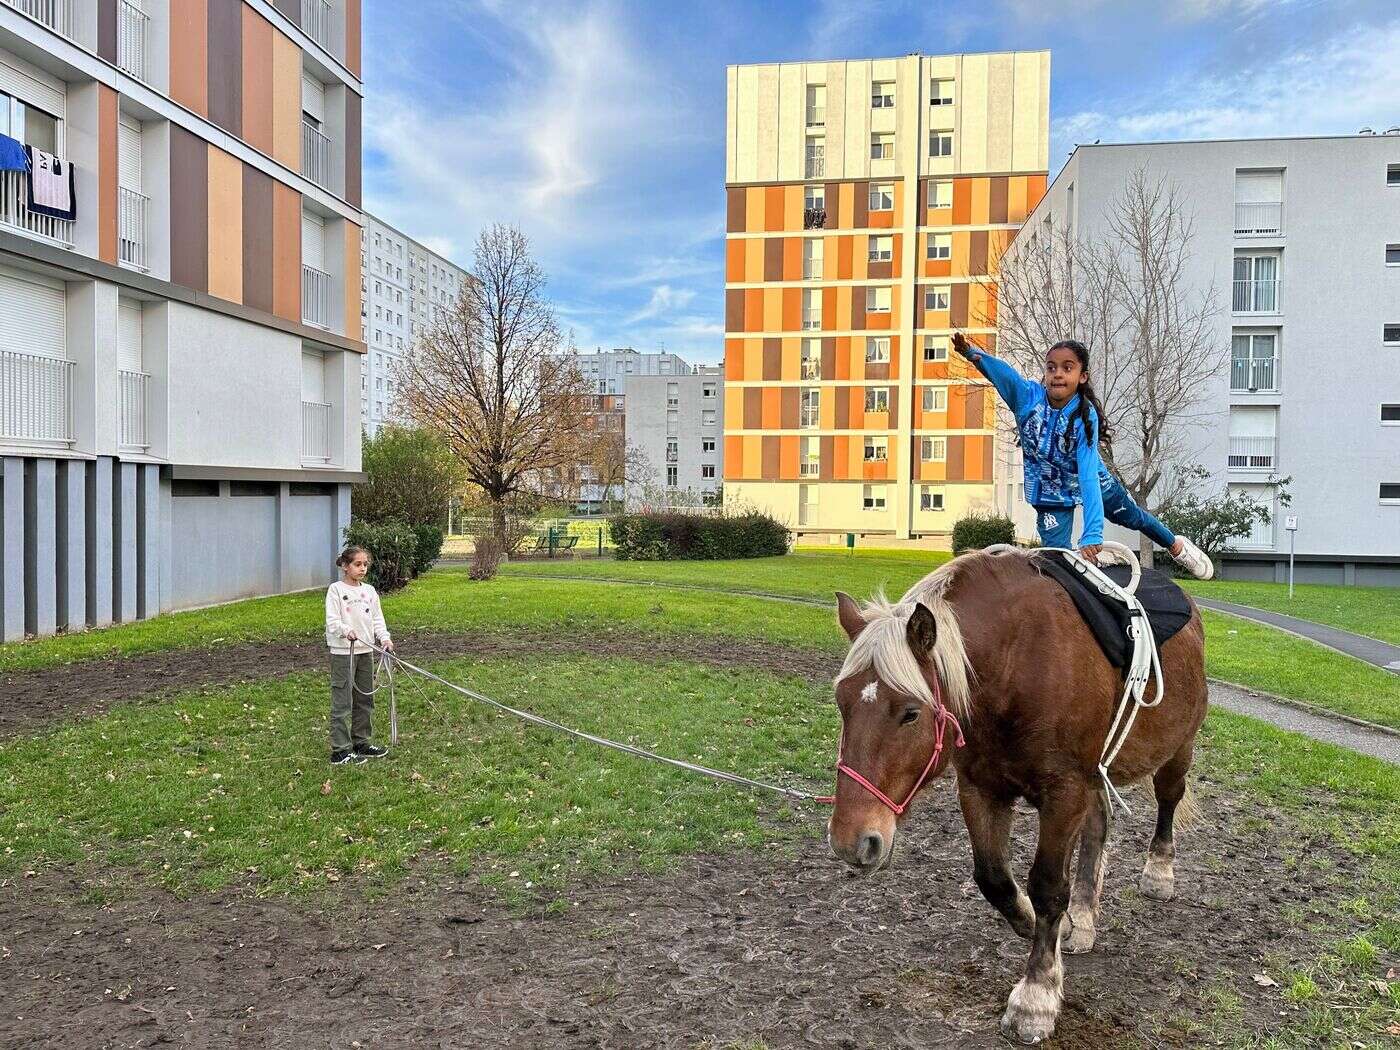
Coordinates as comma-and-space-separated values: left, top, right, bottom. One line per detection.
800, 436, 819, 476
1231, 332, 1278, 392
666, 438, 679, 463
702, 438, 716, 453
702, 410, 717, 426
863, 485, 887, 510
804, 184, 825, 212
870, 133, 894, 160
865, 337, 890, 363
1381, 483, 1400, 503
922, 387, 947, 413
667, 382, 679, 407
925, 286, 951, 311
865, 387, 889, 413
871, 81, 895, 108
703, 383, 716, 398
701, 464, 716, 479
1389, 164, 1400, 187
801, 339, 821, 379
929, 131, 953, 158
800, 388, 820, 427
667, 466, 678, 488
930, 179, 953, 209
920, 486, 945, 511
868, 235, 893, 262
805, 136, 825, 178
1233, 253, 1279, 312
866, 286, 891, 313
921, 436, 947, 462
930, 79, 954, 106
1386, 324, 1400, 344
0, 91, 59, 153
869, 183, 894, 211
923, 335, 949, 362
806, 84, 826, 127
803, 238, 824, 279
1388, 243, 1400, 266
863, 435, 888, 461
666, 410, 678, 436
1382, 404, 1400, 424
802, 289, 821, 329
927, 233, 951, 260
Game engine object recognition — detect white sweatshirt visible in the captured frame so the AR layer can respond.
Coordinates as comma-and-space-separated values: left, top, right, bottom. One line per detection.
325, 580, 392, 655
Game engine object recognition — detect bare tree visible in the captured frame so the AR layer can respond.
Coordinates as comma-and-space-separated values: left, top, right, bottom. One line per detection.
395, 224, 592, 545
583, 431, 651, 512
988, 169, 1225, 561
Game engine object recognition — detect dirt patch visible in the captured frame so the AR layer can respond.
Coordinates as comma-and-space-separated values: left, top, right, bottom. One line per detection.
0, 780, 1364, 1049
0, 632, 842, 740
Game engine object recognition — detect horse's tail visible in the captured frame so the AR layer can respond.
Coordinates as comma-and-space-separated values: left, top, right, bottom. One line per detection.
1174, 778, 1202, 831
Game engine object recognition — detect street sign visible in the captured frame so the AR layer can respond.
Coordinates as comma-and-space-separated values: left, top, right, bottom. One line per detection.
1284, 515, 1298, 531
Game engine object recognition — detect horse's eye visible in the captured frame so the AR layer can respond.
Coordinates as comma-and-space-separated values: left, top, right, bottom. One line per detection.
900, 706, 920, 725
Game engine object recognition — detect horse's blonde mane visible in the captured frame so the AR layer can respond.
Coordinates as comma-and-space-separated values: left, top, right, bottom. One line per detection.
836, 555, 981, 720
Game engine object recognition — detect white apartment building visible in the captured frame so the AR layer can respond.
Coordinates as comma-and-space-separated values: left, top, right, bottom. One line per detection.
0, 0, 367, 640
358, 213, 467, 434
1005, 134, 1400, 586
626, 364, 724, 504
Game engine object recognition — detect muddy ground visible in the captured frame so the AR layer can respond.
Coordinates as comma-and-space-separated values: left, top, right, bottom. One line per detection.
0, 636, 1372, 1048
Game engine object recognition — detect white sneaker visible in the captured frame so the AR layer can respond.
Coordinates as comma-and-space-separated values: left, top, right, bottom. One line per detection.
1172, 537, 1214, 580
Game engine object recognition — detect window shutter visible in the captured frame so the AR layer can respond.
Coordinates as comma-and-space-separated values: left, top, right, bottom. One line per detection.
117, 298, 143, 372
1234, 171, 1282, 203
301, 74, 325, 123
0, 266, 65, 358
301, 212, 325, 270
301, 351, 325, 402
118, 116, 142, 191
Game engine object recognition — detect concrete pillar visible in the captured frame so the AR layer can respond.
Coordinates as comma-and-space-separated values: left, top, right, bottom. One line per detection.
23, 458, 57, 637
113, 461, 138, 622
86, 456, 114, 626
333, 483, 351, 577
158, 468, 174, 613
136, 464, 160, 619
276, 481, 293, 591
1343, 562, 1356, 587
1, 458, 23, 642
56, 458, 87, 631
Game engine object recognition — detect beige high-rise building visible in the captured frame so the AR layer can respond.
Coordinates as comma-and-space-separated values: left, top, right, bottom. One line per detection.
722, 51, 1050, 540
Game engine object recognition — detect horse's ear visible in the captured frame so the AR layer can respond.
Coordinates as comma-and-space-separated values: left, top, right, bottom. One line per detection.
835, 591, 865, 641
906, 602, 938, 656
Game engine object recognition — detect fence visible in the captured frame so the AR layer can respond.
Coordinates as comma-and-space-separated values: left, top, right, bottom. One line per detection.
1230, 356, 1278, 392
301, 0, 333, 50
1233, 201, 1283, 236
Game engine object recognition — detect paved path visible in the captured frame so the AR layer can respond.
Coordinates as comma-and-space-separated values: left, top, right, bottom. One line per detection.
1195, 598, 1400, 674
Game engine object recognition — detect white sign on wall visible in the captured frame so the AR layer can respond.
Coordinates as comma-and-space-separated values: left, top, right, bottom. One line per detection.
1284, 515, 1298, 531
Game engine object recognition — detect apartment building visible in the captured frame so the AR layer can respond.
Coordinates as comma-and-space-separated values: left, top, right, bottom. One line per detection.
0, 0, 365, 641
723, 51, 1050, 539
359, 213, 467, 435
1006, 135, 1400, 585
626, 364, 724, 504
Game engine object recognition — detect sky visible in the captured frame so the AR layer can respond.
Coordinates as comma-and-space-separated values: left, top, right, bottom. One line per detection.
361, 0, 1400, 365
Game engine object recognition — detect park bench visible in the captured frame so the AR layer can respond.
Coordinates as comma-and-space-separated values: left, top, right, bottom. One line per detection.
530, 532, 579, 555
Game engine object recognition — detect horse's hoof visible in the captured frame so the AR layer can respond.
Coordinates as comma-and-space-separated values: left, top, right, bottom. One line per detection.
1063, 921, 1096, 954
1140, 869, 1175, 901
1000, 979, 1060, 1045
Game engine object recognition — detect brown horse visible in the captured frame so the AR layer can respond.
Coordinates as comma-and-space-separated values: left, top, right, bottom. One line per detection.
827, 547, 1207, 1044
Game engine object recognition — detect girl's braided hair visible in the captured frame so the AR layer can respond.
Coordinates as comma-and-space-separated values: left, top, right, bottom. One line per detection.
1048, 340, 1112, 457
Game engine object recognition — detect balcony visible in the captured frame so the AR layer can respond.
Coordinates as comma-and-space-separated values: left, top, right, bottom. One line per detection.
116, 0, 147, 80
118, 185, 148, 269
1234, 202, 1283, 236
1232, 278, 1279, 313
301, 0, 334, 52
1227, 435, 1276, 471
800, 359, 820, 380
803, 207, 826, 230
118, 369, 147, 450
302, 264, 332, 329
0, 349, 73, 446
301, 120, 334, 191
805, 150, 825, 179
799, 406, 819, 429
801, 313, 820, 331
0, 168, 75, 246
2, 0, 71, 35
800, 461, 819, 477
301, 400, 331, 462
806, 107, 825, 127
1230, 356, 1279, 393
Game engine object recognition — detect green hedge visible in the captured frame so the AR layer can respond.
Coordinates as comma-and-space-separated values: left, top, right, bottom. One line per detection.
608, 511, 790, 561
951, 512, 1017, 554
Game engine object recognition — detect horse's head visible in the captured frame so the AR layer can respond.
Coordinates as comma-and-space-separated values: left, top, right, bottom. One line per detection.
827, 588, 967, 874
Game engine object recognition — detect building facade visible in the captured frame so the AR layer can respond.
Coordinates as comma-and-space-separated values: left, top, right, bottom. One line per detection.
0, 0, 365, 641
1008, 135, 1400, 585
722, 51, 1050, 539
626, 365, 724, 504
358, 213, 467, 434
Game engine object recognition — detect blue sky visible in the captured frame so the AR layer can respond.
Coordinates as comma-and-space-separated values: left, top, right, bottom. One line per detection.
362, 0, 1400, 365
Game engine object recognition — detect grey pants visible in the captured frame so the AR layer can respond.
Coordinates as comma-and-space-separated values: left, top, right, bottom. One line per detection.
329, 652, 375, 752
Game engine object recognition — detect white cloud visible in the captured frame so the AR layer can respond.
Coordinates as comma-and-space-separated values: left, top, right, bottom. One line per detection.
1003, 0, 1293, 22
624, 285, 698, 326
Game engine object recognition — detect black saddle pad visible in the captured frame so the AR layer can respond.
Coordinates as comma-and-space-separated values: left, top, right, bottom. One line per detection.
1033, 552, 1194, 669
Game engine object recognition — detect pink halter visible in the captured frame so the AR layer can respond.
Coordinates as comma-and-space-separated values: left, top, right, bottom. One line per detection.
819, 676, 966, 815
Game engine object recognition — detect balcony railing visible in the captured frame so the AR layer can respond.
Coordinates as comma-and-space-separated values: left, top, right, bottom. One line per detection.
800, 406, 819, 428
116, 0, 147, 80
301, 0, 334, 51
805, 151, 825, 179
2, 0, 71, 35
302, 264, 332, 329
1234, 202, 1283, 236
118, 185, 148, 269
1232, 278, 1279, 313
1230, 356, 1279, 393
118, 369, 147, 450
800, 460, 819, 477
0, 350, 73, 445
0, 168, 75, 246
1235, 512, 1275, 549
1227, 435, 1276, 471
301, 119, 334, 191
801, 313, 820, 331
301, 400, 331, 462
806, 107, 825, 127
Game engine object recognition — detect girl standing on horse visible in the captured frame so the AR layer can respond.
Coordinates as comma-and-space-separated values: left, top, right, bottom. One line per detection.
952, 332, 1213, 579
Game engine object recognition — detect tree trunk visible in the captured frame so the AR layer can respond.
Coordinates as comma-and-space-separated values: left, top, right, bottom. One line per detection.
1138, 532, 1155, 570
491, 498, 508, 556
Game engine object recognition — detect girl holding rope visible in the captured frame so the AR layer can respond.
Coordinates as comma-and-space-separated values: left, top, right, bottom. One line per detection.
951, 332, 1213, 579
325, 545, 395, 765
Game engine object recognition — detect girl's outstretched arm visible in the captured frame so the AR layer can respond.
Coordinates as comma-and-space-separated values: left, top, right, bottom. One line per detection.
1075, 414, 1105, 548
951, 333, 1036, 417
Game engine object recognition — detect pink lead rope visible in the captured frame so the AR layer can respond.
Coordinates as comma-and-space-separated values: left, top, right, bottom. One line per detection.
817, 677, 966, 815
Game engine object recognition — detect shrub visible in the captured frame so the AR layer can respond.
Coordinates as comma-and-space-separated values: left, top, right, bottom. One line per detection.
409, 523, 444, 578
609, 510, 789, 561
353, 427, 462, 531
469, 535, 503, 581
951, 512, 1017, 554
1156, 464, 1292, 566
343, 518, 418, 593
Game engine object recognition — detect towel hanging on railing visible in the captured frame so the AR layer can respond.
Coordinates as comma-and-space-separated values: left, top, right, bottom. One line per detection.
0, 134, 29, 173
25, 146, 76, 221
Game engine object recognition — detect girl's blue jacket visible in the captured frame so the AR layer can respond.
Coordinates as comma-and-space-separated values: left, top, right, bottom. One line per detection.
963, 345, 1106, 546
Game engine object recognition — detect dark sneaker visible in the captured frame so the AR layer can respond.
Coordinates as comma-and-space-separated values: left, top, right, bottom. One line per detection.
331, 748, 365, 765
354, 743, 389, 760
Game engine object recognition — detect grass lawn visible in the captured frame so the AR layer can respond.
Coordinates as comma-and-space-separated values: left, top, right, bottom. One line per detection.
1185, 578, 1400, 647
